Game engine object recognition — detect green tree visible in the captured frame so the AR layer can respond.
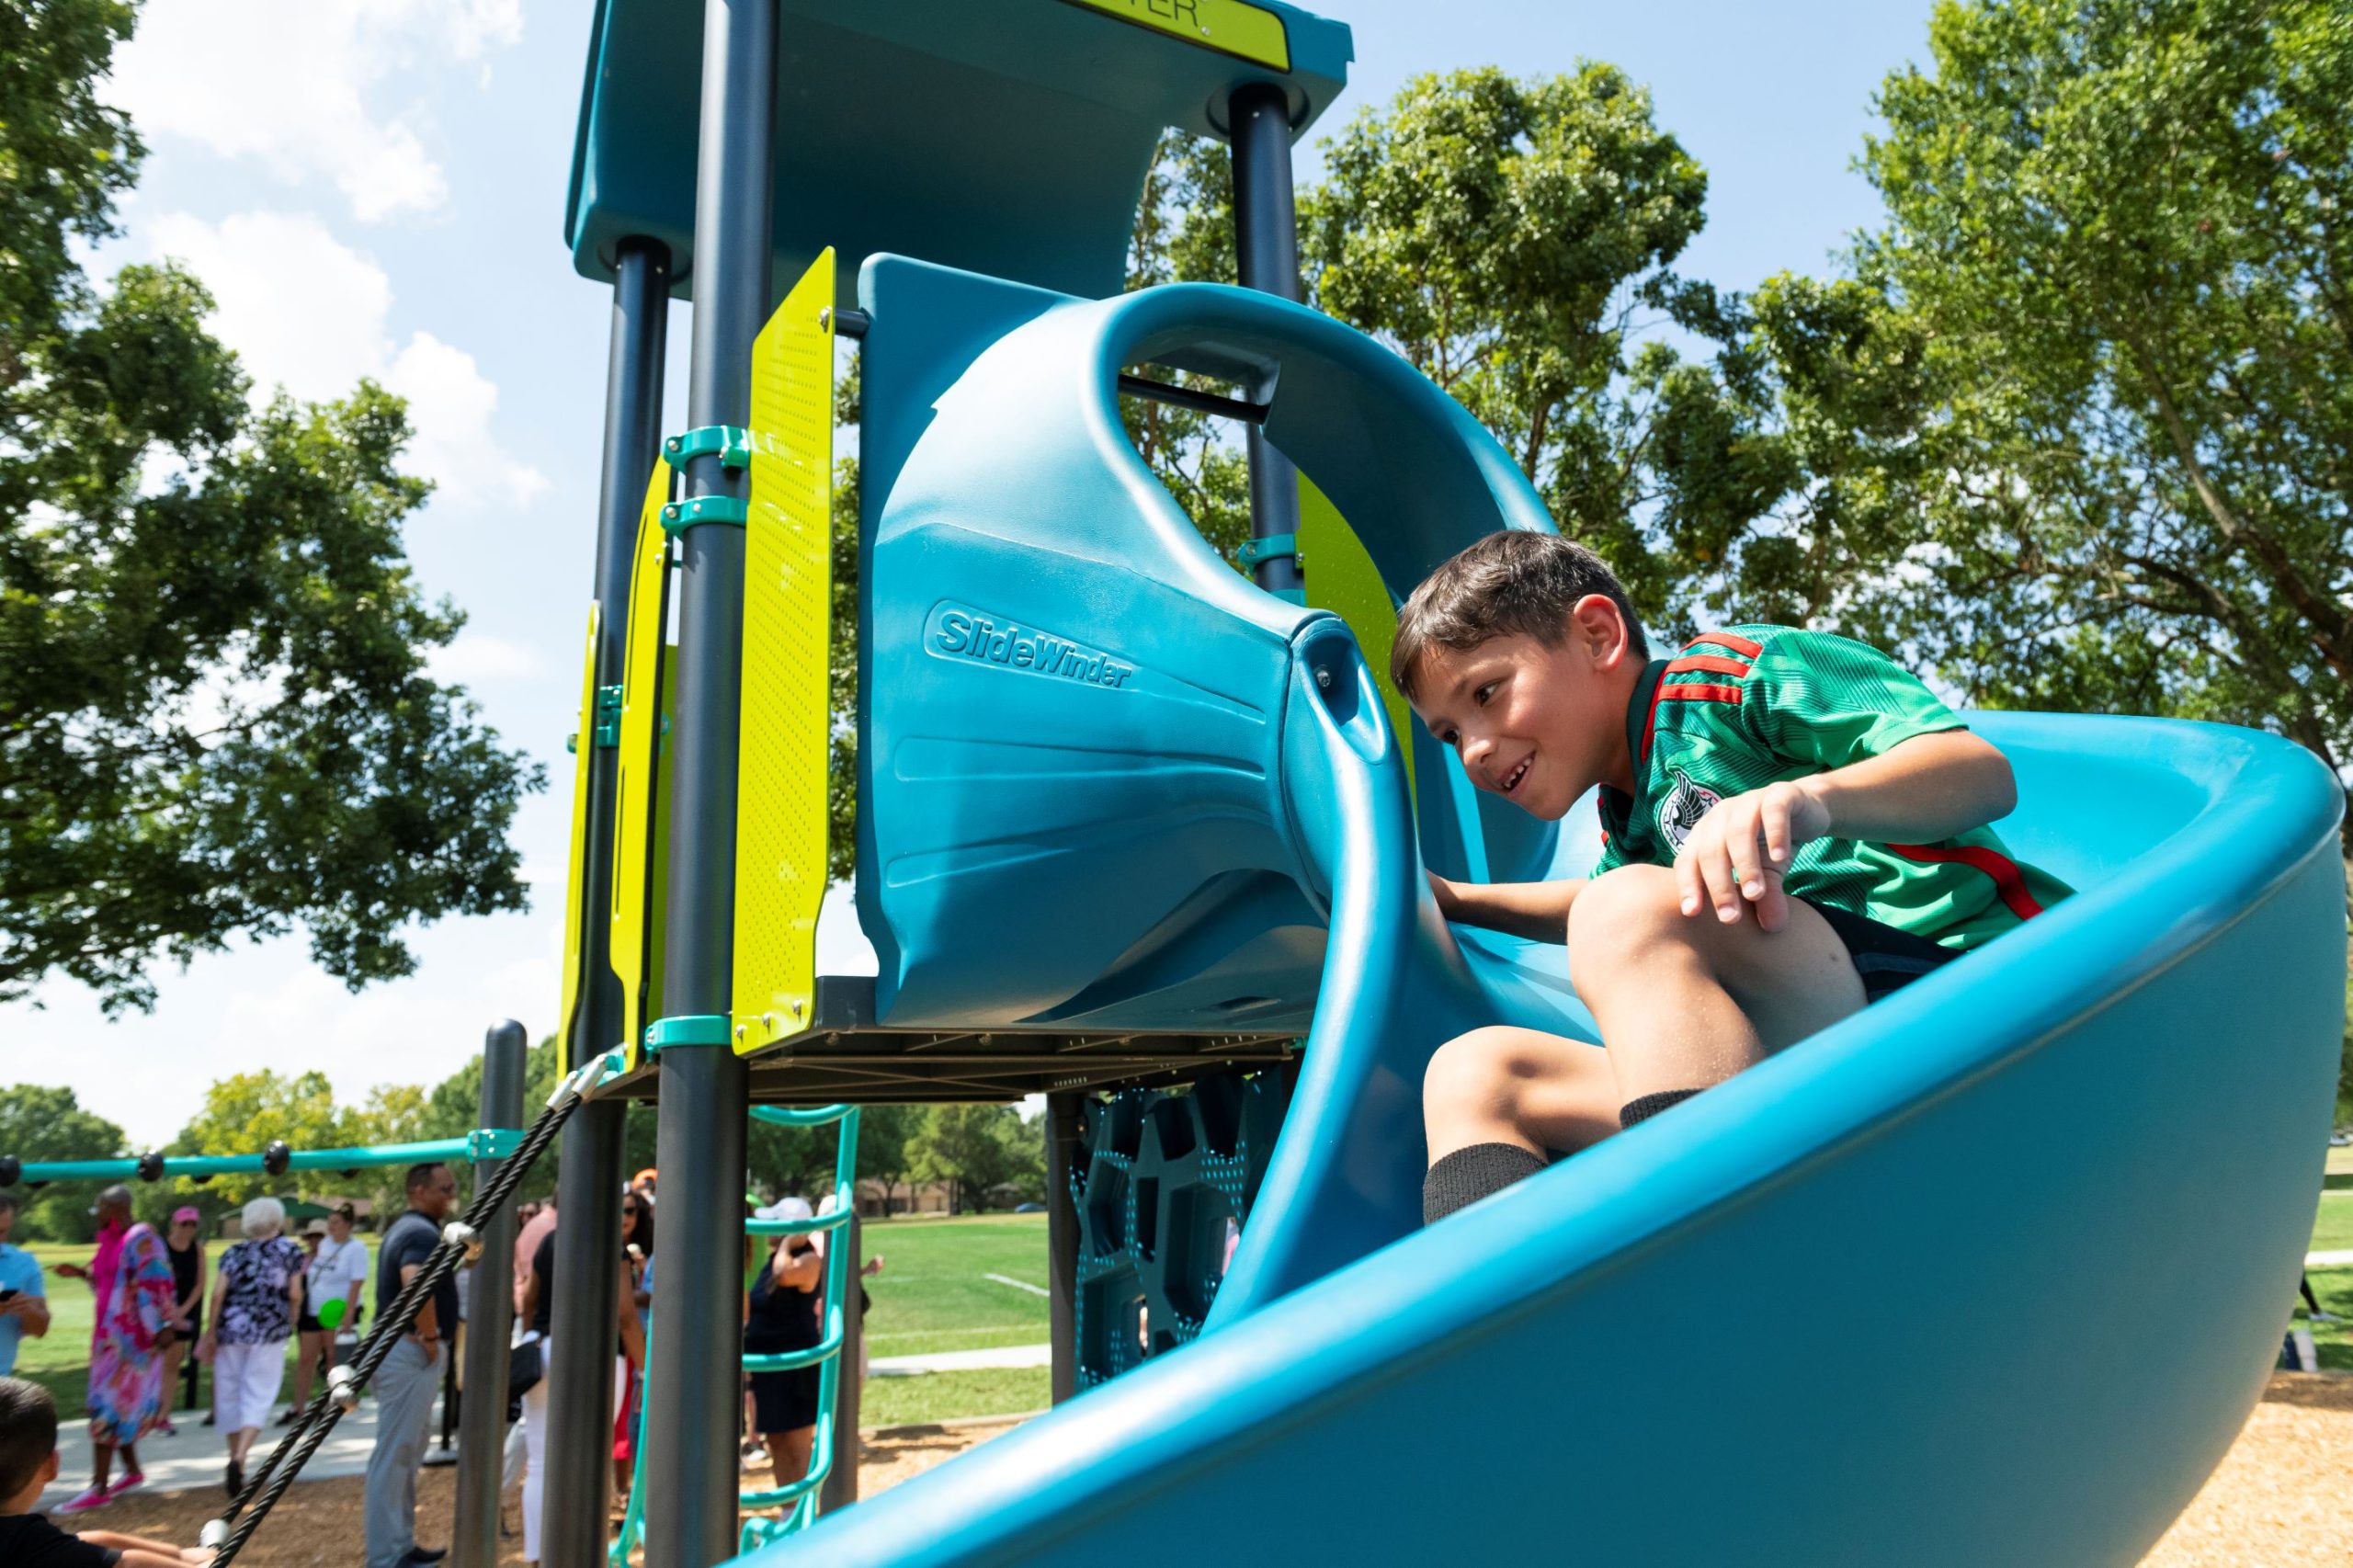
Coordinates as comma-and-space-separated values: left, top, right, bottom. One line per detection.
909, 1104, 1040, 1214
347, 1082, 431, 1217
854, 1103, 923, 1213
1300, 66, 1722, 622
0, 1084, 126, 1241
171, 1069, 352, 1210
417, 1033, 566, 1203
1656, 0, 2353, 844
746, 1115, 846, 1204
0, 0, 542, 1014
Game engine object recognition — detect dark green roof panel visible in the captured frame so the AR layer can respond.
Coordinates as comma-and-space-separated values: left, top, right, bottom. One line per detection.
566, 0, 1353, 301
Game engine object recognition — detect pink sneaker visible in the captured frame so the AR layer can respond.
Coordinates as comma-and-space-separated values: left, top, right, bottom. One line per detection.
105, 1471, 144, 1499
53, 1485, 109, 1514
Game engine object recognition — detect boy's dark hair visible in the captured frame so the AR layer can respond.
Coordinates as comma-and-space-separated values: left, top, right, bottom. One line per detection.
0, 1376, 58, 1501
0, 1191, 17, 1217
404, 1162, 449, 1195
1390, 530, 1647, 700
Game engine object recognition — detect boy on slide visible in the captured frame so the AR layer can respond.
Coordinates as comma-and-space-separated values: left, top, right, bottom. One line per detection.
1395, 531, 2070, 1223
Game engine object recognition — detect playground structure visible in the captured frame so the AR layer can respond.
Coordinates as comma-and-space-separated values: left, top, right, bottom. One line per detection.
13, 0, 2346, 1563
529, 2, 2350, 1563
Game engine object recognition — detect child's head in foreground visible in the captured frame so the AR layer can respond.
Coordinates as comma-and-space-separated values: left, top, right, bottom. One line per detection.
1392, 530, 1648, 822
0, 1375, 60, 1509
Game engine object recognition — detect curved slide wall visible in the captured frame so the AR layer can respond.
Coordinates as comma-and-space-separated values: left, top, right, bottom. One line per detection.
755, 715, 2344, 1567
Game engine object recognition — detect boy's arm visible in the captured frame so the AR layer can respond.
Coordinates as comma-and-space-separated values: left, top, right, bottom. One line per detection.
1679, 729, 2017, 929
1427, 873, 1585, 944
77, 1528, 210, 1564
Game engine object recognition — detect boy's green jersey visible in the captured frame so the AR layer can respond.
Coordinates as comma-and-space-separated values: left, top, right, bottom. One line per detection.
1592, 626, 2071, 951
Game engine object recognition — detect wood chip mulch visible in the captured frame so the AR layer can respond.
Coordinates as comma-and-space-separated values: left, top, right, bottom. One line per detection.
59, 1384, 2351, 1565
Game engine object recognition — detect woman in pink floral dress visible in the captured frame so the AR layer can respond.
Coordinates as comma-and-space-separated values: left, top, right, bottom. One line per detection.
50, 1184, 178, 1512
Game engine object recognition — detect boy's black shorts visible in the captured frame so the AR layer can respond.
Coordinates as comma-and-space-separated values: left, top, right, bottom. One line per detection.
1804, 900, 1961, 1004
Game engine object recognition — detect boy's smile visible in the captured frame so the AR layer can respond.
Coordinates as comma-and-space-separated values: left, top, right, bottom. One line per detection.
1404, 597, 1643, 820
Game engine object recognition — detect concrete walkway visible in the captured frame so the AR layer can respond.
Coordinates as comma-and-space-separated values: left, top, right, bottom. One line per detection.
39, 1385, 458, 1509
2309, 1250, 2353, 1267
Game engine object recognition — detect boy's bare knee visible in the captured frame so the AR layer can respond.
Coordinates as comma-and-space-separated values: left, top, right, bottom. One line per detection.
1568, 865, 1688, 993
1424, 1027, 1528, 1121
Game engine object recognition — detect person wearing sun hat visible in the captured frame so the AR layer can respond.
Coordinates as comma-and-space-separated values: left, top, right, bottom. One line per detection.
157, 1208, 205, 1435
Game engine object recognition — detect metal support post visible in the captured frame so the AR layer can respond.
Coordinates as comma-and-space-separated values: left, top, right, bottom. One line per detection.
543, 234, 672, 1568
645, 0, 774, 1560
1046, 1094, 1083, 1404
819, 1212, 862, 1515
1228, 79, 1306, 600
453, 1020, 526, 1568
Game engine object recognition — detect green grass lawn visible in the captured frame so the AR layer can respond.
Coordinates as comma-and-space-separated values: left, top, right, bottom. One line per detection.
858, 1367, 1049, 1428
2311, 1190, 2353, 1255
858, 1212, 1051, 1360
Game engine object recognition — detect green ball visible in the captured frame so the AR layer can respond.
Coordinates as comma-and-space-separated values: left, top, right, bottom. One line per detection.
317, 1298, 347, 1331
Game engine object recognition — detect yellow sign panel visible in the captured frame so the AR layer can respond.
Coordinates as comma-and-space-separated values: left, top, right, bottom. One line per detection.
1060, 0, 1290, 72
610, 467, 673, 1071
1298, 472, 1415, 801
731, 250, 836, 1054
554, 603, 601, 1059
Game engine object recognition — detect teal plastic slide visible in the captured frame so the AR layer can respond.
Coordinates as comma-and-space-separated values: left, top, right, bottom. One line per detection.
743, 257, 2347, 1565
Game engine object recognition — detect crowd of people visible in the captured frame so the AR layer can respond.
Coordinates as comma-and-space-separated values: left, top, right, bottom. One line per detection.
0, 1160, 882, 1565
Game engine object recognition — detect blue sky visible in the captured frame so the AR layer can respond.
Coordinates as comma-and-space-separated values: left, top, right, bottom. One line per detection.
8, 0, 1935, 1146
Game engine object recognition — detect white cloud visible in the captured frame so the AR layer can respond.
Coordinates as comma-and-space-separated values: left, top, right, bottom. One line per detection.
144, 211, 392, 402
388, 333, 552, 508
140, 210, 549, 506
106, 0, 524, 223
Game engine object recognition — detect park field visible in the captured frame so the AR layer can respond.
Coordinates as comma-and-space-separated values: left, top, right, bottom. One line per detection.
15, 1194, 2349, 1417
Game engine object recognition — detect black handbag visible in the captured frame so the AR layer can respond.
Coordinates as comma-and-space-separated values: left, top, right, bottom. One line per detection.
507, 1334, 544, 1400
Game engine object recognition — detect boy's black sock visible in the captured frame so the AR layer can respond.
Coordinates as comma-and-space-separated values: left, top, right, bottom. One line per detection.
1619, 1088, 1701, 1127
1422, 1142, 1547, 1224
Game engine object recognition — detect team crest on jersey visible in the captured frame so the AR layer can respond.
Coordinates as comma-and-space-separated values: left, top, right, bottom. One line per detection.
1659, 767, 1722, 850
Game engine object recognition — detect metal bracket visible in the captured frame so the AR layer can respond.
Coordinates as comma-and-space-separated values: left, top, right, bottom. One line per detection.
643, 1013, 736, 1051
659, 494, 750, 535
1234, 532, 1300, 571
662, 425, 752, 472
1271, 586, 1306, 605
593, 684, 623, 748
465, 1128, 521, 1161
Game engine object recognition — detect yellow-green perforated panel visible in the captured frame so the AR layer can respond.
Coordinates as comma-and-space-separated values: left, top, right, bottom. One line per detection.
731, 249, 836, 1052
1298, 472, 1415, 799
611, 467, 673, 1071
555, 605, 602, 1057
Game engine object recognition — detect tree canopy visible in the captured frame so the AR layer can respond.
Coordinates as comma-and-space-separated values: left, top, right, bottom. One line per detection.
0, 0, 541, 1014
0, 1084, 125, 1241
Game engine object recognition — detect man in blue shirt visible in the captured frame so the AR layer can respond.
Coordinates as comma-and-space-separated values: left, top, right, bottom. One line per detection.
0, 1195, 51, 1376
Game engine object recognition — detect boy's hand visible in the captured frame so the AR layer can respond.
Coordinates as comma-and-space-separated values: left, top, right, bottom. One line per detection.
1675, 778, 1834, 932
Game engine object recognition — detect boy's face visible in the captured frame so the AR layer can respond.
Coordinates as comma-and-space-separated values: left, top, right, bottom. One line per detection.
1406, 596, 1640, 821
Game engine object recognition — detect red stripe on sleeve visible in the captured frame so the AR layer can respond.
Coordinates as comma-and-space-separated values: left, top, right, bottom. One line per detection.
1655, 683, 1744, 706
1686, 631, 1764, 659
1887, 843, 2046, 920
1664, 653, 1752, 679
